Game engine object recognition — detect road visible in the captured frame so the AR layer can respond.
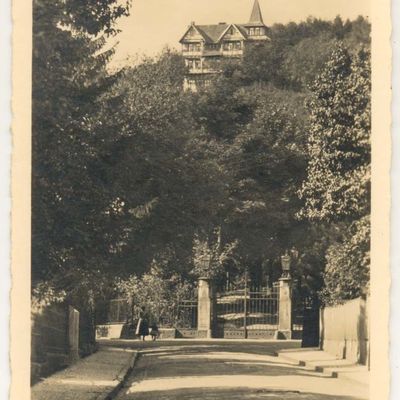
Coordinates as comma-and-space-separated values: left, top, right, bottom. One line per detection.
105, 340, 368, 400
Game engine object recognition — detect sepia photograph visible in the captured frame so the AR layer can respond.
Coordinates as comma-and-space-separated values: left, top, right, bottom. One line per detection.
8, 0, 392, 399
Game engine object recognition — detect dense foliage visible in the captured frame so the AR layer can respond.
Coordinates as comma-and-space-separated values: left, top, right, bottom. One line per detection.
32, 4, 371, 311
113, 266, 194, 326
299, 45, 371, 304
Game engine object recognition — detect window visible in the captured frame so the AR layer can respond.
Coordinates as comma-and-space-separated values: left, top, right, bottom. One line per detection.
255, 27, 260, 36
249, 28, 254, 35
188, 43, 201, 52
209, 44, 220, 50
235, 41, 242, 50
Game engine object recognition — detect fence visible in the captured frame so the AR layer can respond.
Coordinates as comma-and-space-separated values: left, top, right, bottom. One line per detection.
176, 300, 198, 329
215, 284, 279, 338
96, 296, 197, 329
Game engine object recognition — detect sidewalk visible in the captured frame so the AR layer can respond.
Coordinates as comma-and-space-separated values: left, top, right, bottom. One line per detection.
275, 348, 369, 386
31, 346, 138, 400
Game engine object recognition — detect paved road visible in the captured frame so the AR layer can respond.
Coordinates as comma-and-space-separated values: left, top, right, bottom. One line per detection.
106, 340, 368, 400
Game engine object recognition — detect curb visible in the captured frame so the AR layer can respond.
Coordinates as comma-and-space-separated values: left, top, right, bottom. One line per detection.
274, 351, 333, 377
275, 351, 368, 384
96, 351, 140, 400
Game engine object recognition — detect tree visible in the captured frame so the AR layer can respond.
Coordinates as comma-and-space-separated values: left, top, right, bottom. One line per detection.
94, 49, 229, 277
196, 84, 310, 282
221, 17, 370, 91
299, 45, 370, 222
32, 0, 130, 289
299, 45, 371, 305
282, 33, 339, 90
114, 265, 194, 326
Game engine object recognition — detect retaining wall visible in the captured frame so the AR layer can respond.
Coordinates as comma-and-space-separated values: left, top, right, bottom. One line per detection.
320, 296, 369, 365
31, 303, 69, 383
32, 302, 96, 384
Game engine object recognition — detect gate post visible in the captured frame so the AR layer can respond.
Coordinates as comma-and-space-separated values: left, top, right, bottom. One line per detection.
278, 277, 292, 339
278, 253, 292, 339
197, 278, 213, 338
68, 306, 80, 363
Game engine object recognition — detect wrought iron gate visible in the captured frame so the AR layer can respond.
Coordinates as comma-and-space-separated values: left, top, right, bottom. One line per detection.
215, 283, 280, 339
176, 299, 198, 329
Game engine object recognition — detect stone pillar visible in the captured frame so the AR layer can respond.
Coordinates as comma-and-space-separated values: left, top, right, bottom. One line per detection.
197, 278, 213, 338
68, 306, 80, 363
278, 278, 292, 339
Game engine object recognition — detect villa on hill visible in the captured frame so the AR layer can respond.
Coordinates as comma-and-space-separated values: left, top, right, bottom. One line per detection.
179, 0, 270, 91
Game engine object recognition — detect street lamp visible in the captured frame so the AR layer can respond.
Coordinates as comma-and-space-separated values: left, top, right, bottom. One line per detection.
199, 253, 211, 279
281, 252, 291, 279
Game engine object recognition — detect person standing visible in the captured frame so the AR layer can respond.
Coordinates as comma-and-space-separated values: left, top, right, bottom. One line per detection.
135, 309, 149, 341
150, 322, 159, 341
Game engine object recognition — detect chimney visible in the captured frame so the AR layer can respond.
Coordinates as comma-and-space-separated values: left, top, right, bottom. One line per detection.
219, 22, 226, 25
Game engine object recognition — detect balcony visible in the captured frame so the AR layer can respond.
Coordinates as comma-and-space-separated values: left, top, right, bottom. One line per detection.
182, 50, 203, 57
187, 66, 219, 75
202, 49, 222, 56
221, 49, 243, 56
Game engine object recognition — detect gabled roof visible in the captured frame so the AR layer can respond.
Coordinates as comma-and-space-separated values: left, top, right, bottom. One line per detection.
218, 23, 248, 41
196, 24, 229, 43
179, 23, 206, 43
235, 24, 250, 38
180, 1, 269, 44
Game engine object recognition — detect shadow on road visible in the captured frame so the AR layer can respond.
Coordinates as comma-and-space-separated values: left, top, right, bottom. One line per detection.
107, 341, 368, 400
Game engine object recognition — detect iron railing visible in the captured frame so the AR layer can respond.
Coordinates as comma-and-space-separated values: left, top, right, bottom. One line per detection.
216, 284, 280, 337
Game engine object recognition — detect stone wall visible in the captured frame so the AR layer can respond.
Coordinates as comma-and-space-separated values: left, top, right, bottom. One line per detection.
32, 302, 96, 384
320, 296, 369, 365
31, 303, 69, 383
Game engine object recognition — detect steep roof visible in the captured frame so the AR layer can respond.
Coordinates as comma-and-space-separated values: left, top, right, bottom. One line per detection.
180, 1, 269, 44
249, 0, 264, 24
236, 24, 250, 38
242, 0, 266, 27
196, 24, 229, 43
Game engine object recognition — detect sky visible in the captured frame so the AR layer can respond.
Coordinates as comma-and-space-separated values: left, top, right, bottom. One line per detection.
109, 0, 370, 66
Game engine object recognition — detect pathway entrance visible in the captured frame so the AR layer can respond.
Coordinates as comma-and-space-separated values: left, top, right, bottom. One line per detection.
111, 340, 368, 400
215, 283, 280, 339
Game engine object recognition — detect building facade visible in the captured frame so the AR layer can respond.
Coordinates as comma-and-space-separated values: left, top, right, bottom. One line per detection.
180, 0, 270, 91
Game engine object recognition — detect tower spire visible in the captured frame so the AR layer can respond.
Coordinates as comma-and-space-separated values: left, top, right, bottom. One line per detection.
249, 0, 264, 24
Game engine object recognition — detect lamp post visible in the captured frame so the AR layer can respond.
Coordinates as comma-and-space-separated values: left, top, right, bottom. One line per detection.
199, 253, 211, 279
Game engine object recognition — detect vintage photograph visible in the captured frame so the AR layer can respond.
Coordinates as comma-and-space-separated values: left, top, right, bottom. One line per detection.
27, 0, 378, 399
